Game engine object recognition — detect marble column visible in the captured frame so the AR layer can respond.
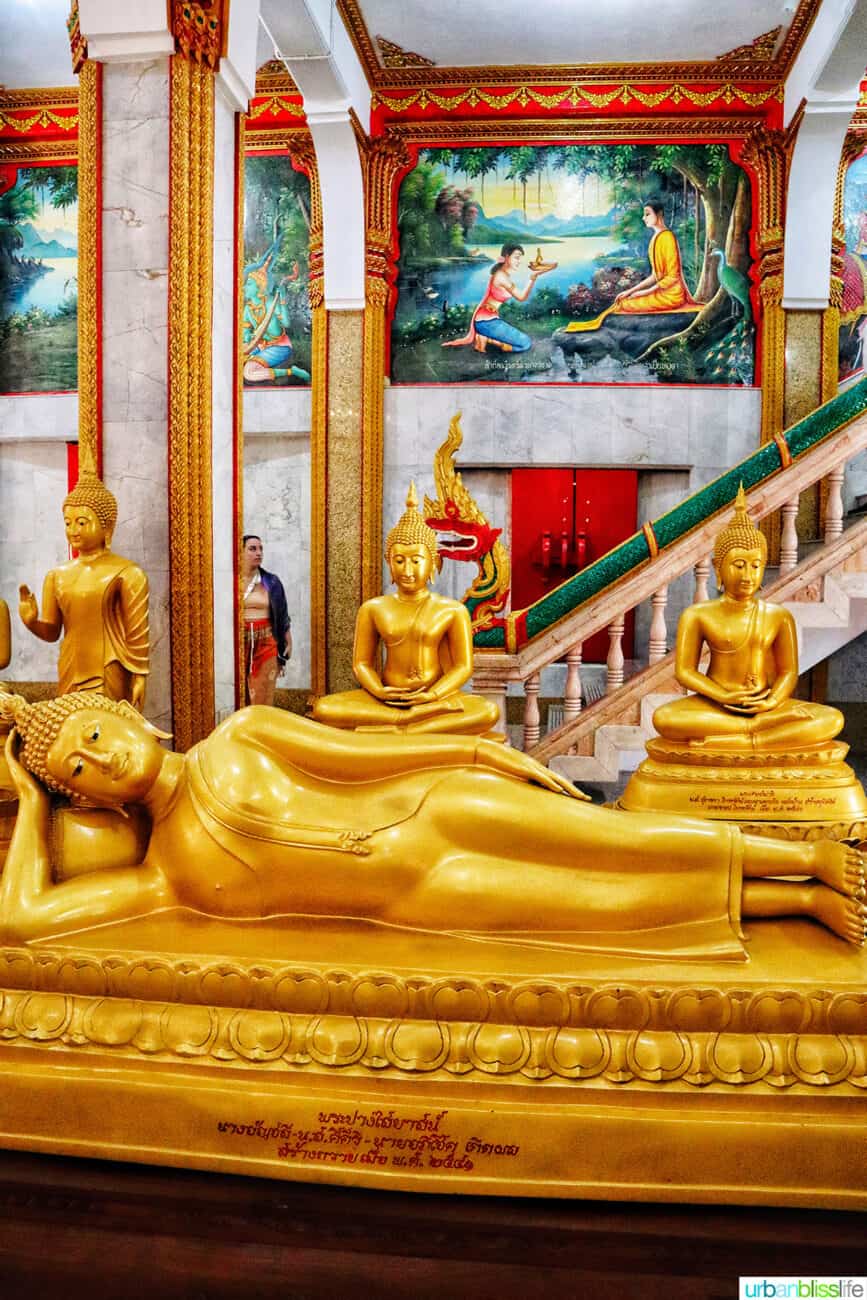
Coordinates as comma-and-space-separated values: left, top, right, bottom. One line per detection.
101, 58, 172, 732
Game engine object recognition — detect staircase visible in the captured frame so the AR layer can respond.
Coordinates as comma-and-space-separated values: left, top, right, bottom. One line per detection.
471, 377, 867, 772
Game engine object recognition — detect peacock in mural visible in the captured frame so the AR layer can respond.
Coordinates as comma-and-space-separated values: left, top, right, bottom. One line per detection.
710, 247, 753, 326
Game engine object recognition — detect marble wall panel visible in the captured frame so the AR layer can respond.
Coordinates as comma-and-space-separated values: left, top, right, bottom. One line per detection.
243, 388, 312, 435
0, 440, 70, 682
243, 433, 311, 689
0, 393, 78, 441
212, 92, 236, 719
101, 59, 171, 732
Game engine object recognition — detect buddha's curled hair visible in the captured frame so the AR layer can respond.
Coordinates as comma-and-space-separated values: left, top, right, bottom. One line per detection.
0, 691, 167, 798
713, 483, 767, 570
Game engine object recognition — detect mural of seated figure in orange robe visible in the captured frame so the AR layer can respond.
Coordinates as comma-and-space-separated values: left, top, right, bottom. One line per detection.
566, 199, 700, 333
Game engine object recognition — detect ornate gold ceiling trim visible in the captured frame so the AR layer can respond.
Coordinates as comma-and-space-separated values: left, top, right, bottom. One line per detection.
0, 87, 78, 109
243, 126, 311, 151
254, 61, 300, 96
716, 27, 781, 62
0, 138, 78, 163
774, 0, 823, 75
376, 36, 435, 69
372, 82, 783, 116
337, 0, 794, 89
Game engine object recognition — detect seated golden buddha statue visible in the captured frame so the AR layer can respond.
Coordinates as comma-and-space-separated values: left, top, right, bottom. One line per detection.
1, 690, 865, 952
18, 471, 149, 709
621, 488, 867, 836
312, 483, 499, 736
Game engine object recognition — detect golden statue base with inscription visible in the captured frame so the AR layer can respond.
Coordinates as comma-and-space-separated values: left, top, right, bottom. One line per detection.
0, 912, 866, 1208
620, 737, 867, 842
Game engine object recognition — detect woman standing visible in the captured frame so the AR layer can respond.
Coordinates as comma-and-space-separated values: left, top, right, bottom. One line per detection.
241, 534, 291, 705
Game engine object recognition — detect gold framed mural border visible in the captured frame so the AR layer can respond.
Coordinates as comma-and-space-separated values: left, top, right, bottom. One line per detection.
168, 55, 216, 750
0, 139, 79, 164
76, 60, 100, 474
239, 124, 327, 696
379, 116, 765, 146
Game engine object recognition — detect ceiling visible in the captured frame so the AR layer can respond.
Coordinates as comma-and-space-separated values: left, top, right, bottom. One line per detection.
0, 0, 816, 96
343, 0, 799, 73
0, 0, 77, 89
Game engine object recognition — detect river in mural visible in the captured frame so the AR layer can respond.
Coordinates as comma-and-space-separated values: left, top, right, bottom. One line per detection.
838, 149, 867, 386
0, 165, 78, 393
390, 144, 756, 387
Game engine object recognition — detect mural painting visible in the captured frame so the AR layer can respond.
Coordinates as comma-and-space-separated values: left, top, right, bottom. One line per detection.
242, 152, 312, 388
0, 164, 78, 393
839, 149, 867, 385
390, 144, 755, 386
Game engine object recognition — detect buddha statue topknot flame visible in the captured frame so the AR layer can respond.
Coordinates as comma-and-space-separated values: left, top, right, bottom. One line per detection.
18, 471, 149, 708
311, 482, 499, 735
621, 487, 867, 837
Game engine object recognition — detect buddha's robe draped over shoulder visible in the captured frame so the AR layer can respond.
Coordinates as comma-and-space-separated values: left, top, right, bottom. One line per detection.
177, 710, 747, 962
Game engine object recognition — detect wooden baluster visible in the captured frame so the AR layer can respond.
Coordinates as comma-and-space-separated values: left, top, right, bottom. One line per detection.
563, 642, 583, 722
779, 496, 800, 573
648, 585, 668, 664
693, 556, 711, 603
824, 467, 845, 544
522, 672, 541, 750
606, 615, 625, 694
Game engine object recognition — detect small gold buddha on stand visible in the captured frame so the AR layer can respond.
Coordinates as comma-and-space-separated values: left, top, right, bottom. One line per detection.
18, 471, 149, 709
311, 483, 499, 736
621, 487, 867, 838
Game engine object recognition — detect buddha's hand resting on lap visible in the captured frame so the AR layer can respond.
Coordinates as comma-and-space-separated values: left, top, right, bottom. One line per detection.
476, 738, 589, 800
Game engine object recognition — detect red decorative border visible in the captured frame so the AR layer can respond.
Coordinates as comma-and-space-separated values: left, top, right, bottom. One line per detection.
371, 82, 783, 133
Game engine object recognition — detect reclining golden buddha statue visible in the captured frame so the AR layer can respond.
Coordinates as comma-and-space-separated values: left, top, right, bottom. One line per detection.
0, 689, 864, 954
621, 487, 867, 836
311, 484, 499, 736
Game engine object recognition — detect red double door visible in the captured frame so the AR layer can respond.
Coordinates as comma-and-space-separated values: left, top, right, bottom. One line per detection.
511, 468, 638, 662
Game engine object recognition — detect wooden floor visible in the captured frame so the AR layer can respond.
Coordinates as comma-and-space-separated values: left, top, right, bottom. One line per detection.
0, 1149, 863, 1298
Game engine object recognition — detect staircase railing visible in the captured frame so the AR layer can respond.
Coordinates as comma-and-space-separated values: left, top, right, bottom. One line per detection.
472, 376, 867, 753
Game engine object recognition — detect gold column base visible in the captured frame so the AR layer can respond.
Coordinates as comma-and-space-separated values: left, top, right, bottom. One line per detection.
620, 738, 867, 839
1, 919, 866, 1208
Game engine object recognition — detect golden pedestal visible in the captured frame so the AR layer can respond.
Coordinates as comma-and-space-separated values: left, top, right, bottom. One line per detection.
1, 913, 866, 1209
620, 738, 867, 841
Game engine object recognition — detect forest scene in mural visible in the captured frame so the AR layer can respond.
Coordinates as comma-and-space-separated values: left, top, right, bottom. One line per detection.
838, 149, 867, 385
242, 152, 312, 388
0, 164, 78, 393
391, 144, 755, 386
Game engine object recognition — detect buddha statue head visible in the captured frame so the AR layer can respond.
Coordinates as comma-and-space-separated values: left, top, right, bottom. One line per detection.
713, 485, 767, 598
62, 471, 118, 552
0, 691, 169, 803
385, 482, 442, 593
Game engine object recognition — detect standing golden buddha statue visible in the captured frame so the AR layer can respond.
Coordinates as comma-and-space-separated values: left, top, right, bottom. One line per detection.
621, 487, 867, 837
312, 483, 499, 735
18, 471, 149, 709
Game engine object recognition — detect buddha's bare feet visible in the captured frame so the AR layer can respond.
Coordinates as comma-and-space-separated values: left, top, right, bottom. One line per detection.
807, 883, 867, 945
807, 841, 866, 898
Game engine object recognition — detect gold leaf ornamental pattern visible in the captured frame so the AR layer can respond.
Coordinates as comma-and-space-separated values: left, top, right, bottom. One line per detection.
168, 56, 216, 749
0, 985, 864, 1091
370, 83, 783, 116
234, 118, 246, 709
0, 109, 80, 133
76, 60, 101, 475
361, 134, 412, 604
